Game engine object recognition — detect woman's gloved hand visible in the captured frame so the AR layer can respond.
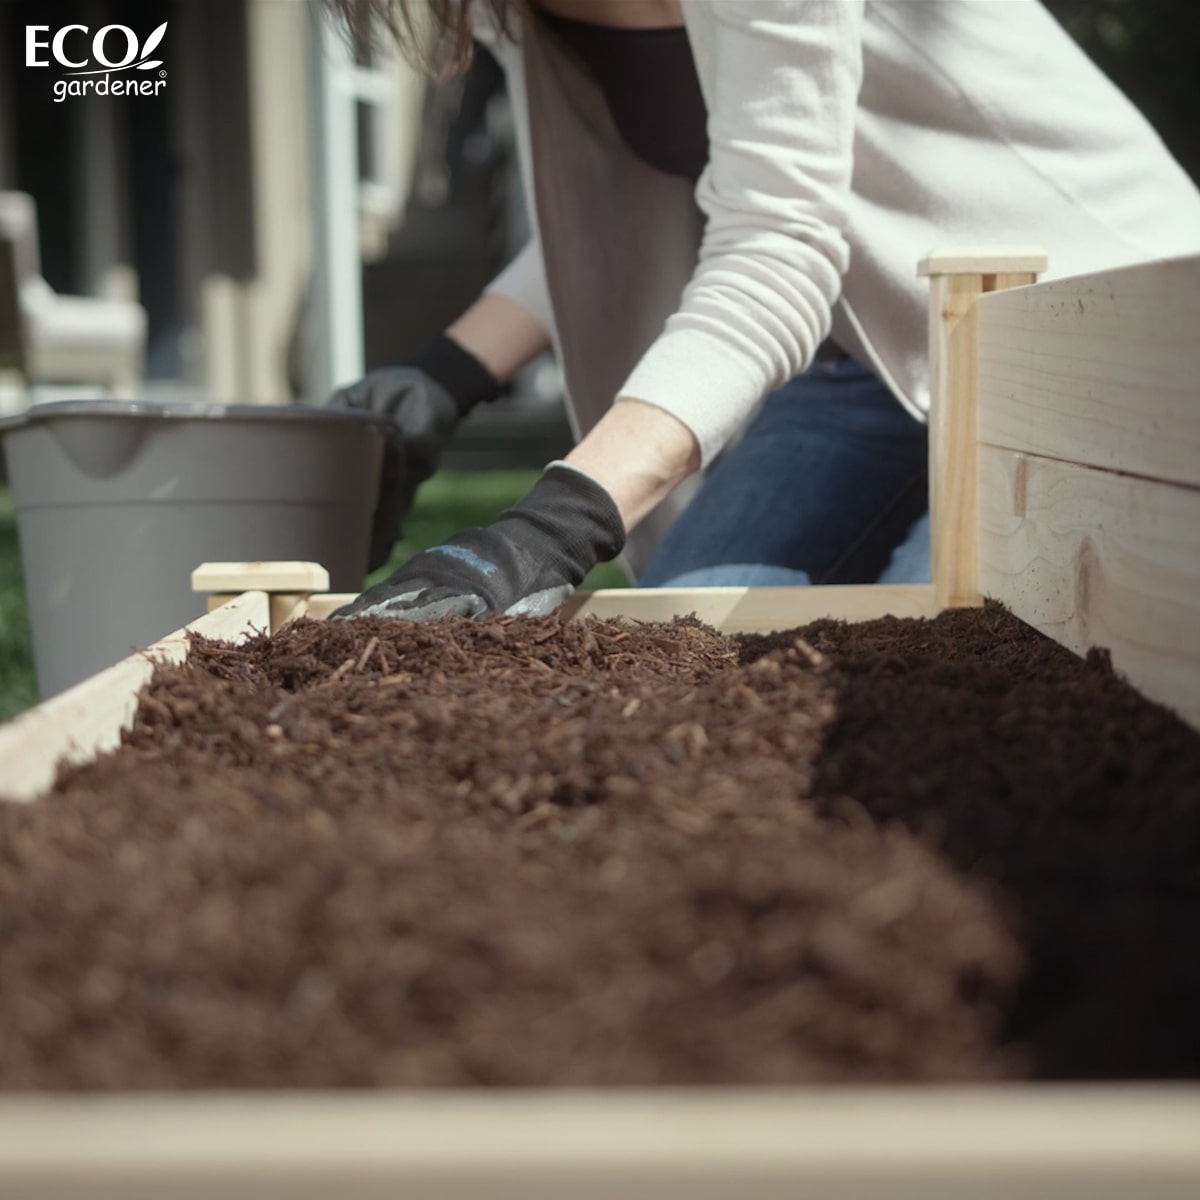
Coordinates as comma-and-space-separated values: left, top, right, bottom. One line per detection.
332, 462, 625, 621
329, 333, 501, 571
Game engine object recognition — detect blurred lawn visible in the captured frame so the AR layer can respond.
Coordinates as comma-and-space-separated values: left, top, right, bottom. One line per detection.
0, 487, 37, 721
0, 470, 628, 723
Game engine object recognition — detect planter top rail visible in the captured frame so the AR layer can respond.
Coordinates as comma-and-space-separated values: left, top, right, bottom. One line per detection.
0, 1086, 1198, 1199
0, 589, 270, 804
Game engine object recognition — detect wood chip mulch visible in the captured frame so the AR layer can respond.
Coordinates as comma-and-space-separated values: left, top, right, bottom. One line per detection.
1, 603, 1197, 1089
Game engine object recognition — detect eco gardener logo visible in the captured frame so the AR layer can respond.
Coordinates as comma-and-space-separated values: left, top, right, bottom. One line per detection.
26, 21, 168, 103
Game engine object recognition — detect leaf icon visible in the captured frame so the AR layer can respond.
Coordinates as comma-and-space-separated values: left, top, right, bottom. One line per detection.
140, 21, 168, 59
137, 59, 163, 69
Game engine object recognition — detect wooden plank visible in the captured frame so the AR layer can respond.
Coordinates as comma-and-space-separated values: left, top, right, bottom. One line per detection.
979, 445, 1200, 729
0, 590, 270, 804
302, 585, 940, 632
192, 561, 330, 593
295, 594, 341, 621
920, 256, 1040, 610
977, 254, 1200, 488
206, 592, 311, 631
986, 272, 1039, 294
927, 270, 986, 608
562, 584, 939, 629
918, 247, 1049, 276
0, 1087, 1196, 1199
269, 592, 311, 631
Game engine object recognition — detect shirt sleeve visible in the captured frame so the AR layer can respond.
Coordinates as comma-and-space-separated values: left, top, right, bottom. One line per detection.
618, 0, 864, 468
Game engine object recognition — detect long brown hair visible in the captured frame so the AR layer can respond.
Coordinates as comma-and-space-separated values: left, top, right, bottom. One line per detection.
324, 0, 516, 76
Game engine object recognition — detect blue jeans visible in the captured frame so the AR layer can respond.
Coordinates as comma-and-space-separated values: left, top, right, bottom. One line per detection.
640, 356, 931, 587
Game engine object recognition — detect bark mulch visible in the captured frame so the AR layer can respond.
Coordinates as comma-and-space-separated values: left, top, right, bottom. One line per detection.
1, 603, 1197, 1089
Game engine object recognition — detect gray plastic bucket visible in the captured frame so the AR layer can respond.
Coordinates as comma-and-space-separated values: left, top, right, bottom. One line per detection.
1, 400, 390, 698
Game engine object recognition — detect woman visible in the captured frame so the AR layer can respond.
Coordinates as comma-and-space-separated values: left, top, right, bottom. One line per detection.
333, 0, 1200, 621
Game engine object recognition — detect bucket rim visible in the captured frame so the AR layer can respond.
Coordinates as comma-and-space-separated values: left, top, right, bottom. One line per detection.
0, 399, 394, 435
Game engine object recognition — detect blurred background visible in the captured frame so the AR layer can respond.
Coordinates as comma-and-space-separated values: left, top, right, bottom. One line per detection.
0, 0, 1197, 717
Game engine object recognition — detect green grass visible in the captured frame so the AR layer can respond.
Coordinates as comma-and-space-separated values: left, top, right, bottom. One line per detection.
0, 470, 629, 722
0, 488, 37, 721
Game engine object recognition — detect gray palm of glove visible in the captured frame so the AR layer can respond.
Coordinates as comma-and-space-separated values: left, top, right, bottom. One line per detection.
332, 463, 625, 622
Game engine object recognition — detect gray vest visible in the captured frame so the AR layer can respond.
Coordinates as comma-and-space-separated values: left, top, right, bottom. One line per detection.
520, 15, 709, 576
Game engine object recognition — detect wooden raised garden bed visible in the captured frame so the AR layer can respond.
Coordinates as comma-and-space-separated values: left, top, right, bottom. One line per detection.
0, 250, 1198, 1196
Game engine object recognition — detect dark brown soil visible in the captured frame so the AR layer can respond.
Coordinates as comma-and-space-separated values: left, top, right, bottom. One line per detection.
1, 604, 1198, 1089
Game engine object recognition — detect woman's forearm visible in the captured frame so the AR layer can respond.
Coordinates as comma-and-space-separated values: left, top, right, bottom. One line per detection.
565, 397, 701, 531
448, 295, 700, 531
446, 292, 552, 384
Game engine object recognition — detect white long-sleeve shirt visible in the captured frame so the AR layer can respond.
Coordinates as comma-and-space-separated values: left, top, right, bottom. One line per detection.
482, 0, 1200, 469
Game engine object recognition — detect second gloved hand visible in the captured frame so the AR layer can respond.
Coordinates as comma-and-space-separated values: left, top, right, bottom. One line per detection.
333, 462, 625, 621
329, 333, 501, 571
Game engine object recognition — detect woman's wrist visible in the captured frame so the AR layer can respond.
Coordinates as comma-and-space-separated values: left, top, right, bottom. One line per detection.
446, 292, 553, 385
564, 397, 701, 531
409, 333, 501, 415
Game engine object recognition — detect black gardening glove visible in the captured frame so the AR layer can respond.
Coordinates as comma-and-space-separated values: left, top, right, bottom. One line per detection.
332, 462, 625, 621
329, 333, 501, 571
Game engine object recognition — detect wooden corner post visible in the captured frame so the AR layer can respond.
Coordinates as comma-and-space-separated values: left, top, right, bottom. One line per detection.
917, 248, 1047, 608
192, 561, 331, 632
